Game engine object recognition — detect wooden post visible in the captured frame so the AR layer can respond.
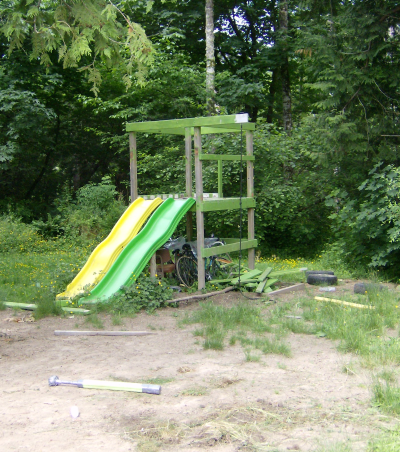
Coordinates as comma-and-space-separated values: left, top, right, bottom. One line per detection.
129, 132, 138, 201
246, 130, 255, 269
185, 128, 193, 241
194, 126, 206, 289
150, 254, 157, 278
218, 159, 223, 197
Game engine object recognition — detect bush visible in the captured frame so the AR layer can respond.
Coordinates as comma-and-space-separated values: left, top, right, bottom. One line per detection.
0, 214, 45, 253
328, 163, 400, 277
56, 176, 126, 242
105, 273, 174, 315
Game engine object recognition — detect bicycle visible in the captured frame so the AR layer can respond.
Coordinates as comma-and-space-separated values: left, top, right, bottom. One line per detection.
174, 238, 233, 288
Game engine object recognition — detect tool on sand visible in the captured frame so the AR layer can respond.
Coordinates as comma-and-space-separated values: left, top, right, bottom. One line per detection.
48, 375, 161, 394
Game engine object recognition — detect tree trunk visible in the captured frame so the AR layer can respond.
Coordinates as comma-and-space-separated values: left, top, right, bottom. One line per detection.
205, 0, 216, 115
279, 0, 292, 132
266, 69, 277, 124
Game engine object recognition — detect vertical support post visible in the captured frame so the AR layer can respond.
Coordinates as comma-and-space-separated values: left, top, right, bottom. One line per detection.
129, 132, 138, 202
218, 159, 223, 197
150, 254, 157, 278
185, 128, 193, 241
194, 126, 206, 290
246, 130, 255, 269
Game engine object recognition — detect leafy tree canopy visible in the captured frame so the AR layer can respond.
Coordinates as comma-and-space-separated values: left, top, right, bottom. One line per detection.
0, 0, 154, 95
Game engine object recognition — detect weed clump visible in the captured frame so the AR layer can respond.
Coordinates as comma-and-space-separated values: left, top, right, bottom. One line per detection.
105, 274, 174, 315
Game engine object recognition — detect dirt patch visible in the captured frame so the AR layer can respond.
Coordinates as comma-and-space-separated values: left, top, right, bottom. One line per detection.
0, 283, 390, 451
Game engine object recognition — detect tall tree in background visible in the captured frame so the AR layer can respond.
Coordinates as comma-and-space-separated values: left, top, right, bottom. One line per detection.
278, 0, 292, 132
205, 0, 216, 115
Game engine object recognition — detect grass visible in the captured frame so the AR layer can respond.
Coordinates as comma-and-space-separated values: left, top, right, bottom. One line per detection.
372, 380, 400, 415
0, 248, 90, 307
180, 300, 291, 356
84, 313, 104, 329
369, 426, 400, 451
181, 386, 208, 396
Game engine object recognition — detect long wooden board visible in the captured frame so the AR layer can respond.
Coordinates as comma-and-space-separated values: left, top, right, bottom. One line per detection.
54, 330, 156, 336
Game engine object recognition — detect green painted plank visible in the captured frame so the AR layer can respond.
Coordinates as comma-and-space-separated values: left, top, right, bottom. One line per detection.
196, 197, 256, 212
201, 124, 255, 133
61, 307, 91, 315
264, 278, 279, 290
127, 124, 256, 136
126, 114, 250, 133
233, 278, 259, 284
256, 279, 268, 293
269, 269, 305, 277
257, 267, 273, 282
201, 239, 258, 258
209, 278, 232, 284
264, 287, 273, 293
245, 283, 258, 288
1, 302, 90, 315
199, 154, 255, 161
3, 302, 37, 310
231, 269, 262, 285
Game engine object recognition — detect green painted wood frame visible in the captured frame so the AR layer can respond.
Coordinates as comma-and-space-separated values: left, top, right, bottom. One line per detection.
201, 239, 258, 258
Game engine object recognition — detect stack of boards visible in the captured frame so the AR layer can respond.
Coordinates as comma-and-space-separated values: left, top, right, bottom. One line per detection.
211, 268, 307, 294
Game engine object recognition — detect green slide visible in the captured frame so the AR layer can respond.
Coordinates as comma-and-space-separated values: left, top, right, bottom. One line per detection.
80, 197, 195, 304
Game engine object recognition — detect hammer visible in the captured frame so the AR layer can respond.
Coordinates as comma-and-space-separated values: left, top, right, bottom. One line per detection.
48, 375, 161, 394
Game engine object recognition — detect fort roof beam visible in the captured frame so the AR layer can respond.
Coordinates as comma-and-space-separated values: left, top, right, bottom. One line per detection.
125, 114, 254, 135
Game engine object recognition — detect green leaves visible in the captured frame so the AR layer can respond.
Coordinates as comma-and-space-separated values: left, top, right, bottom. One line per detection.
0, 0, 154, 94
329, 164, 400, 274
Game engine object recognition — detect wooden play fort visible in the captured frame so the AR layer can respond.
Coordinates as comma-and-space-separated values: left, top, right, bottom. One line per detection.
125, 114, 257, 289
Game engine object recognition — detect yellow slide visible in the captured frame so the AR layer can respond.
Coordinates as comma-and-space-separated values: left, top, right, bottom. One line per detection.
56, 197, 162, 299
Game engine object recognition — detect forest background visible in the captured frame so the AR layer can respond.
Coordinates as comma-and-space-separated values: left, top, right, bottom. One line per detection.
1, 0, 400, 279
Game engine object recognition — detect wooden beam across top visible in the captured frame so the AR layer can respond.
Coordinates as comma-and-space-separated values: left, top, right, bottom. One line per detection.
126, 114, 255, 135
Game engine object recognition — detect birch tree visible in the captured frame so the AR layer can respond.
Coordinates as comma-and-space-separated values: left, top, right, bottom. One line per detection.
205, 0, 216, 115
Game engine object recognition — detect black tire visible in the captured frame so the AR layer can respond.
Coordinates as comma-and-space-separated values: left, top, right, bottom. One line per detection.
176, 255, 198, 288
305, 270, 335, 277
307, 274, 338, 285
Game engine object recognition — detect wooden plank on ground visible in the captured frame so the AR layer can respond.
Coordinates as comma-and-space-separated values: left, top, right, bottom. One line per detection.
257, 267, 273, 282
267, 283, 305, 296
263, 279, 279, 292
54, 330, 157, 336
3, 302, 37, 310
269, 269, 306, 277
256, 279, 267, 293
245, 283, 258, 288
61, 307, 91, 315
165, 286, 234, 303
231, 269, 262, 285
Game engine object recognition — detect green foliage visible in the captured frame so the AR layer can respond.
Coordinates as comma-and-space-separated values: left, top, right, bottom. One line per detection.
253, 123, 334, 257
0, 0, 154, 94
105, 273, 174, 315
0, 88, 56, 167
56, 176, 126, 242
0, 214, 51, 253
328, 164, 400, 277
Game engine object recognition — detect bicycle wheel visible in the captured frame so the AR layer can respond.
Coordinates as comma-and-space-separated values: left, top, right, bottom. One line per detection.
209, 253, 233, 279
176, 255, 198, 288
